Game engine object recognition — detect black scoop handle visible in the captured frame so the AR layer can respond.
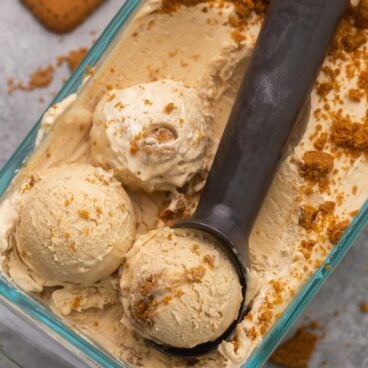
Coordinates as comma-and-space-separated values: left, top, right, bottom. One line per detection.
187, 0, 348, 264
163, 0, 348, 359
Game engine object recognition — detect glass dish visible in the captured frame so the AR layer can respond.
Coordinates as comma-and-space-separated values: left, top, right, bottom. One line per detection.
0, 1, 367, 367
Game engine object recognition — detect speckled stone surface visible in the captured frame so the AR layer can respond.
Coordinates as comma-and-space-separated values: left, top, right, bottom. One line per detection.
0, 0, 367, 367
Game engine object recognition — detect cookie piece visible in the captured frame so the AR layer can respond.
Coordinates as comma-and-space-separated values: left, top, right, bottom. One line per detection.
22, 0, 104, 33
57, 47, 88, 72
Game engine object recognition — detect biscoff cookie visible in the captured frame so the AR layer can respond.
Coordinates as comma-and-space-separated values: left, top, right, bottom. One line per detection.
22, 0, 104, 33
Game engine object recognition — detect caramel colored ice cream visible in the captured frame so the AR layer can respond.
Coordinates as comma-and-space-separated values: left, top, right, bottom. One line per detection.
120, 227, 242, 348
91, 80, 209, 192
0, 0, 367, 367
14, 164, 136, 286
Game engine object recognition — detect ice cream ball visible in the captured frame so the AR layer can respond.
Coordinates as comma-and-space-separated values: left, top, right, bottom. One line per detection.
90, 79, 209, 192
120, 227, 242, 348
14, 164, 136, 286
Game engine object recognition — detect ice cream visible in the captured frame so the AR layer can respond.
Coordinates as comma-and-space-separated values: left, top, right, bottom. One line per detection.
90, 80, 209, 192
51, 277, 119, 315
0, 0, 367, 367
14, 164, 136, 286
120, 227, 242, 348
35, 93, 77, 146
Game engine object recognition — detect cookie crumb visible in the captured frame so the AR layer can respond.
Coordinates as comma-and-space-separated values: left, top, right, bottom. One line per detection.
342, 31, 366, 52
319, 201, 336, 214
360, 302, 368, 313
298, 205, 318, 230
163, 102, 176, 114
300, 240, 316, 260
300, 151, 334, 180
328, 219, 350, 244
270, 326, 320, 368
348, 88, 363, 102
331, 117, 368, 151
231, 30, 246, 45
313, 132, 328, 150
316, 82, 333, 98
78, 210, 90, 219
203, 254, 215, 269
8, 65, 54, 94
187, 266, 205, 282
57, 47, 88, 72
356, 0, 368, 28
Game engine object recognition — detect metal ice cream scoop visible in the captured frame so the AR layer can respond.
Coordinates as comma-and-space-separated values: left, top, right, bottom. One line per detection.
151, 0, 348, 358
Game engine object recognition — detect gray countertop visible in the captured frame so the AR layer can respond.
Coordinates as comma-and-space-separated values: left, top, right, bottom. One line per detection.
0, 0, 367, 367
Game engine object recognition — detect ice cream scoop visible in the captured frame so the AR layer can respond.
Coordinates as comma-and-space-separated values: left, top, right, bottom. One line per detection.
15, 164, 136, 286
90, 80, 209, 192
133, 0, 348, 358
120, 227, 242, 348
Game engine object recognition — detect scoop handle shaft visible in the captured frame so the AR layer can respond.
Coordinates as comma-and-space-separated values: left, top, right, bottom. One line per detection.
190, 0, 348, 255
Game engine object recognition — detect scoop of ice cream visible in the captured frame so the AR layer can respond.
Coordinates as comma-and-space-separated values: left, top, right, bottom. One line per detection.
90, 79, 209, 192
120, 227, 242, 348
14, 164, 136, 286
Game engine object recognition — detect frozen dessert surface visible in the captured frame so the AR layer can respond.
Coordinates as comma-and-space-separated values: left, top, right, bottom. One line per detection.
0, 0, 367, 367
90, 80, 209, 192
35, 93, 77, 146
14, 164, 136, 286
120, 227, 242, 348
51, 277, 119, 316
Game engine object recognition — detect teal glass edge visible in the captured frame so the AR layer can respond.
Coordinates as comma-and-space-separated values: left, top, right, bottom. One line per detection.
0, 0, 367, 367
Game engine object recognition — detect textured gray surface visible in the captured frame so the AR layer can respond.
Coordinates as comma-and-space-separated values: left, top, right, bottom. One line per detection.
0, 0, 367, 367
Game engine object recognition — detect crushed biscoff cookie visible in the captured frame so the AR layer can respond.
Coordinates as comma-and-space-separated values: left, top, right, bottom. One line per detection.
298, 205, 318, 230
57, 47, 88, 72
330, 116, 368, 152
7, 46, 90, 95
319, 201, 336, 214
159, 192, 195, 226
360, 301, 368, 313
7, 65, 54, 94
300, 151, 334, 180
270, 324, 322, 368
356, 0, 368, 28
328, 219, 351, 244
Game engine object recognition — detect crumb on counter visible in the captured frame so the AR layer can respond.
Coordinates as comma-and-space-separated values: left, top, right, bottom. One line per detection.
270, 326, 320, 368
57, 47, 88, 72
360, 302, 368, 313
